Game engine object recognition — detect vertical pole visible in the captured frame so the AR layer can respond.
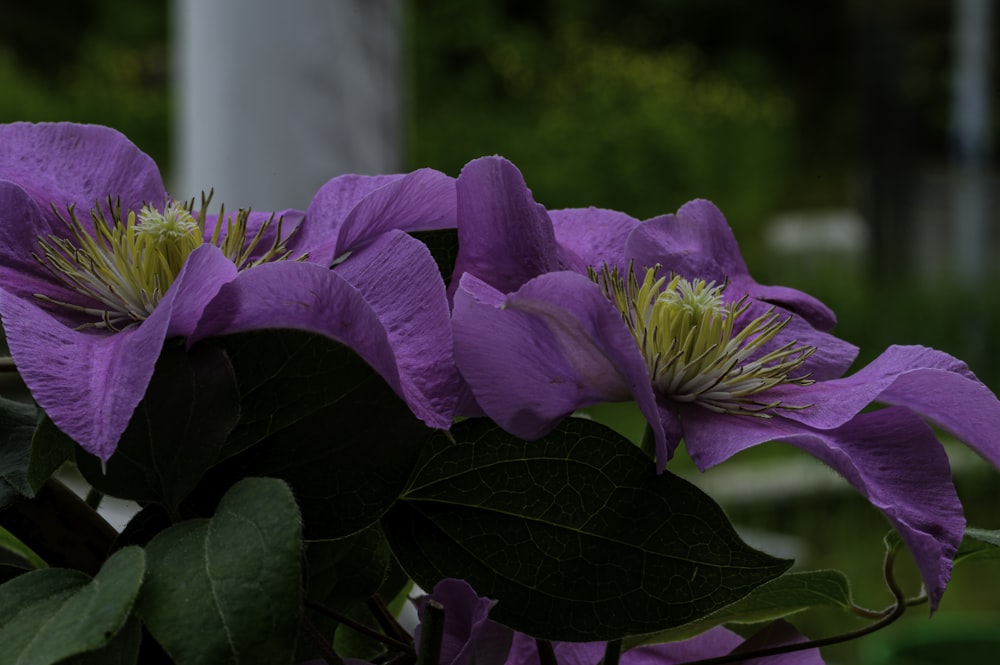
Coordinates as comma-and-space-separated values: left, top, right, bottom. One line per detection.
172, 0, 402, 211
951, 0, 993, 284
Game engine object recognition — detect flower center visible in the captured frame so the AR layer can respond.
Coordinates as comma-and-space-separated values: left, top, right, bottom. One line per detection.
33, 192, 304, 331
590, 263, 815, 416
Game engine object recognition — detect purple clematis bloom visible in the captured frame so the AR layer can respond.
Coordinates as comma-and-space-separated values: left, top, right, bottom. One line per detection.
0, 122, 460, 461
413, 578, 823, 665
450, 156, 1000, 608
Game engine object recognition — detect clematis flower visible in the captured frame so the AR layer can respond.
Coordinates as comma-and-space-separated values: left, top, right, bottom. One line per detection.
449, 156, 1000, 607
0, 122, 460, 461
413, 578, 824, 665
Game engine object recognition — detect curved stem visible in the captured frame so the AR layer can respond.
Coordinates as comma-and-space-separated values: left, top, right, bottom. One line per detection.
675, 546, 910, 665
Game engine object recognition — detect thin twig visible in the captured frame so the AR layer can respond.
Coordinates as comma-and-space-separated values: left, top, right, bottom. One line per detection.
602, 638, 623, 665
300, 613, 346, 665
305, 599, 415, 655
367, 594, 414, 644
674, 545, 911, 665
536, 639, 559, 665
416, 599, 444, 665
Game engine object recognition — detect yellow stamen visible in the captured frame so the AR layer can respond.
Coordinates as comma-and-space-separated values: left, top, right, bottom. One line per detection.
589, 262, 815, 416
33, 192, 306, 331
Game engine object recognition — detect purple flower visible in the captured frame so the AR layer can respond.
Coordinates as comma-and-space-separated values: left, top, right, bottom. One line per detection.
0, 122, 460, 460
450, 156, 1000, 607
416, 578, 824, 665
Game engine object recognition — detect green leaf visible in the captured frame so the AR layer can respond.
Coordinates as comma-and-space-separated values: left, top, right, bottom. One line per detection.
954, 527, 1000, 565
306, 525, 391, 611
205, 329, 428, 539
626, 569, 854, 647
27, 411, 75, 493
383, 418, 791, 642
0, 396, 41, 507
77, 343, 240, 513
0, 523, 47, 570
61, 615, 141, 665
136, 477, 302, 665
0, 546, 145, 665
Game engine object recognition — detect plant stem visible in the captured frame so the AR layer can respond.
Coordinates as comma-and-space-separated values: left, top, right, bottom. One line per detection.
300, 614, 345, 665
602, 638, 623, 665
536, 639, 559, 665
305, 599, 415, 656
674, 545, 910, 665
416, 599, 444, 665
367, 594, 414, 644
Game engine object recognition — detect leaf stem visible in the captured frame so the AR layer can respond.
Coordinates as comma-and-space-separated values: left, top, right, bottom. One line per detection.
300, 613, 346, 665
416, 599, 445, 665
674, 544, 911, 665
305, 599, 415, 655
536, 639, 560, 665
602, 638, 623, 665
0, 356, 17, 372
367, 594, 414, 644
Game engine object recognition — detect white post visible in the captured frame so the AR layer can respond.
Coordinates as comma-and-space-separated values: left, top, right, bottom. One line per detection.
172, 0, 402, 211
951, 0, 993, 283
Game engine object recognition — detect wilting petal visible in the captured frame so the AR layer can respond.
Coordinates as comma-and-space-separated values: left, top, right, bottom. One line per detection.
549, 206, 640, 275
0, 122, 166, 220
451, 157, 570, 297
683, 405, 964, 607
626, 200, 837, 331
333, 229, 461, 428
452, 270, 668, 469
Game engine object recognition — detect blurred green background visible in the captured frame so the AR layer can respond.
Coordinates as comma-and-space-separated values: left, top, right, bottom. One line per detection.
2, 1, 999, 662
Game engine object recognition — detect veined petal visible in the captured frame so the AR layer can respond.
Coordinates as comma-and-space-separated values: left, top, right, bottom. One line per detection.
0, 122, 166, 220
771, 345, 1000, 469
683, 405, 964, 608
452, 270, 669, 470
451, 157, 569, 298
300, 169, 456, 266
333, 229, 461, 428
549, 206, 640, 275
627, 200, 837, 331
190, 260, 449, 429
0, 180, 75, 301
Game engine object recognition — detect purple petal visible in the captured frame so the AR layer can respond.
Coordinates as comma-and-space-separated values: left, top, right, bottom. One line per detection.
300, 169, 456, 265
683, 405, 964, 608
415, 579, 513, 665
549, 206, 640, 275
0, 245, 239, 460
771, 345, 1000, 469
626, 200, 837, 331
0, 122, 166, 218
731, 297, 858, 382
452, 270, 669, 470
0, 180, 75, 301
190, 260, 452, 428
451, 157, 568, 298
332, 229, 461, 428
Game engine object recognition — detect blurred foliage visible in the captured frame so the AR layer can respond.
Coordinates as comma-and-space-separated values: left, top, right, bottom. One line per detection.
0, 0, 169, 167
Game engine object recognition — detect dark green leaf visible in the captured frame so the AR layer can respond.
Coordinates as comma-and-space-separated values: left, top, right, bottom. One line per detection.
136, 477, 302, 665
383, 418, 791, 642
77, 343, 240, 512
206, 329, 428, 539
0, 546, 145, 665
955, 527, 1000, 565
61, 615, 141, 665
306, 525, 391, 611
0, 396, 41, 506
626, 569, 854, 647
410, 228, 459, 287
28, 410, 75, 493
